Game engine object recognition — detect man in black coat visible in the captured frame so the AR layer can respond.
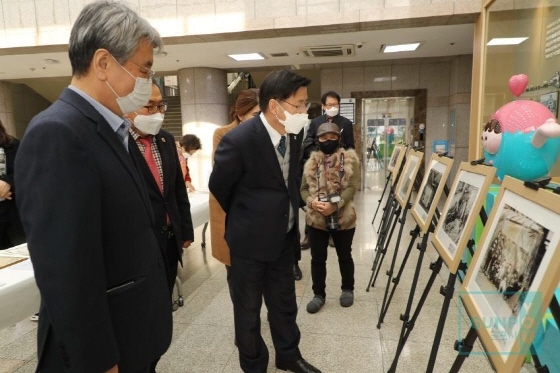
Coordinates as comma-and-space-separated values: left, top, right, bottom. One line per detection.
298, 91, 355, 251
209, 70, 321, 373
15, 2, 171, 372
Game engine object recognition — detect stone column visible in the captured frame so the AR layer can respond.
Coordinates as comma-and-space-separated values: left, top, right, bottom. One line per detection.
178, 67, 228, 190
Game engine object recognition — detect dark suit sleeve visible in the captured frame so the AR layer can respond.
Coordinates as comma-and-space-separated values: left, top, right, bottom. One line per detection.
172, 138, 194, 242
15, 121, 119, 371
208, 133, 243, 213
342, 118, 354, 149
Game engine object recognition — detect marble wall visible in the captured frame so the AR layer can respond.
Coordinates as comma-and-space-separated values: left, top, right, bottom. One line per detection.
321, 54, 473, 180
0, 82, 15, 136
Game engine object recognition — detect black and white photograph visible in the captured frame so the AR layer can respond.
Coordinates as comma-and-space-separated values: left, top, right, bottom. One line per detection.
412, 155, 453, 233
387, 144, 405, 178
419, 168, 442, 211
442, 180, 479, 246
475, 204, 548, 319
394, 150, 423, 208
460, 177, 560, 372
432, 162, 495, 273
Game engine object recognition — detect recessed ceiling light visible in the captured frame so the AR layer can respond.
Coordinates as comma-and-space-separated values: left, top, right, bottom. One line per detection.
487, 37, 528, 46
44, 58, 60, 64
381, 43, 421, 53
228, 53, 265, 61
156, 51, 168, 57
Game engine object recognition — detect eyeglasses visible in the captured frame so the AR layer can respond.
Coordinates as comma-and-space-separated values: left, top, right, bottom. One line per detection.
280, 100, 311, 113
143, 103, 168, 114
128, 60, 156, 80
324, 103, 340, 108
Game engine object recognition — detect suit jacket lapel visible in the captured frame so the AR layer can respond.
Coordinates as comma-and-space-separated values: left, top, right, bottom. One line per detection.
252, 118, 285, 185
59, 89, 155, 223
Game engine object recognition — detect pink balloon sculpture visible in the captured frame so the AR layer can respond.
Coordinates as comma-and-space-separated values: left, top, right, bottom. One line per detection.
508, 74, 529, 97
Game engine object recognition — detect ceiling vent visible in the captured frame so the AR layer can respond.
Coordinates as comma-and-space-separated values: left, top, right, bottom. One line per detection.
270, 52, 289, 57
302, 44, 355, 57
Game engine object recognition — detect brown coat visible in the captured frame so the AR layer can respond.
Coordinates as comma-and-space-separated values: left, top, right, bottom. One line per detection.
301, 148, 360, 231
209, 120, 239, 266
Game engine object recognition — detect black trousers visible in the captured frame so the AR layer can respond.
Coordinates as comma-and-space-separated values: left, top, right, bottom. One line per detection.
308, 226, 355, 297
230, 228, 302, 373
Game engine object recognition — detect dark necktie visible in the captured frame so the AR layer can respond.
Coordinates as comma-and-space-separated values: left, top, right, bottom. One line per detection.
138, 136, 163, 193
277, 135, 286, 157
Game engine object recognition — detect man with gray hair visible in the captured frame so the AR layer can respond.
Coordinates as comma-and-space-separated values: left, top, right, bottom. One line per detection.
15, 1, 171, 372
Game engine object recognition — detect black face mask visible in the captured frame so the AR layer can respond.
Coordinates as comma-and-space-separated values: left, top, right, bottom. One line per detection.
318, 139, 339, 154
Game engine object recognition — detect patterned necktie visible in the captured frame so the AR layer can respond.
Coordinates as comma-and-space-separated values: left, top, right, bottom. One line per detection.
277, 135, 286, 157
138, 136, 163, 193
116, 121, 130, 149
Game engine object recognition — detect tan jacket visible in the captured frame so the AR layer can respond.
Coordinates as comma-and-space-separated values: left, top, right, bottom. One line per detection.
209, 121, 239, 266
301, 148, 360, 231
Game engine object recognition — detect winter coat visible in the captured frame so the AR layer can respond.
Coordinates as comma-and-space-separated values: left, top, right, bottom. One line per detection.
301, 147, 360, 231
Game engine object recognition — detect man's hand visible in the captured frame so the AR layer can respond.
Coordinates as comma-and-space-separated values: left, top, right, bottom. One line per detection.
0, 180, 12, 200
106, 364, 118, 373
182, 240, 193, 248
186, 181, 195, 193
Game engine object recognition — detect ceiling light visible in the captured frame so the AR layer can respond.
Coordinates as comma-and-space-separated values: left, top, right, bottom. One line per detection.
381, 43, 421, 53
228, 53, 265, 61
487, 37, 528, 46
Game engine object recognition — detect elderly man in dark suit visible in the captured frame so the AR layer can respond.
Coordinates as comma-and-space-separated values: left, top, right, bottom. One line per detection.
15, 2, 172, 372
125, 83, 194, 372
209, 70, 321, 373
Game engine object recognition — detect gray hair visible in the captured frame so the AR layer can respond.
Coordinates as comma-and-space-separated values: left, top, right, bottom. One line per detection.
69, 0, 163, 77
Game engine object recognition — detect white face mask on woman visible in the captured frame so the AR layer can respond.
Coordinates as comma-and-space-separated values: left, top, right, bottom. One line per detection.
274, 101, 309, 134
182, 152, 191, 159
133, 113, 164, 135
106, 57, 153, 114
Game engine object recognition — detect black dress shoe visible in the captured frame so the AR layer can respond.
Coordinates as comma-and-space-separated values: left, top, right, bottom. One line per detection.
293, 264, 302, 281
276, 358, 322, 373
300, 235, 310, 250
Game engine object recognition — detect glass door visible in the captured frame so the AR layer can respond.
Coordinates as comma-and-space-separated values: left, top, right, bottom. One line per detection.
362, 97, 414, 190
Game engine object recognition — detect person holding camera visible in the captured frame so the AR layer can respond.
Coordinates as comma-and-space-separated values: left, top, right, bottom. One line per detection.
300, 122, 359, 314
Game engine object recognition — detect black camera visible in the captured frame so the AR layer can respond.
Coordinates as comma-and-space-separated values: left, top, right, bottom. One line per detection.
319, 194, 341, 231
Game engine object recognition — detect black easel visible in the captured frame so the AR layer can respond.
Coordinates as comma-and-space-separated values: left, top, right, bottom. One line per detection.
448, 180, 560, 373
387, 222, 442, 373
366, 197, 401, 290
371, 172, 392, 226
376, 168, 426, 327
366, 157, 408, 291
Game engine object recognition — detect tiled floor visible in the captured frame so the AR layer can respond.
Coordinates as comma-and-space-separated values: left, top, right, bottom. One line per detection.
0, 171, 539, 373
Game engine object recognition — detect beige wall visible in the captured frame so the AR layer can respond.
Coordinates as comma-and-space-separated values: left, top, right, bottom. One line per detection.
0, 0, 481, 48
11, 83, 51, 139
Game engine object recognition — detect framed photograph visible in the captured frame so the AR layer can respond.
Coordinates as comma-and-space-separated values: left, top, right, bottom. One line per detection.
394, 149, 424, 208
432, 162, 496, 273
411, 154, 454, 233
388, 144, 407, 186
539, 91, 558, 117
460, 176, 560, 372
387, 144, 404, 173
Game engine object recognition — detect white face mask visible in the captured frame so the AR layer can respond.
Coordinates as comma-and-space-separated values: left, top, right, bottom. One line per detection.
275, 101, 309, 134
133, 113, 164, 135
106, 58, 152, 114
182, 152, 191, 159
325, 107, 339, 117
